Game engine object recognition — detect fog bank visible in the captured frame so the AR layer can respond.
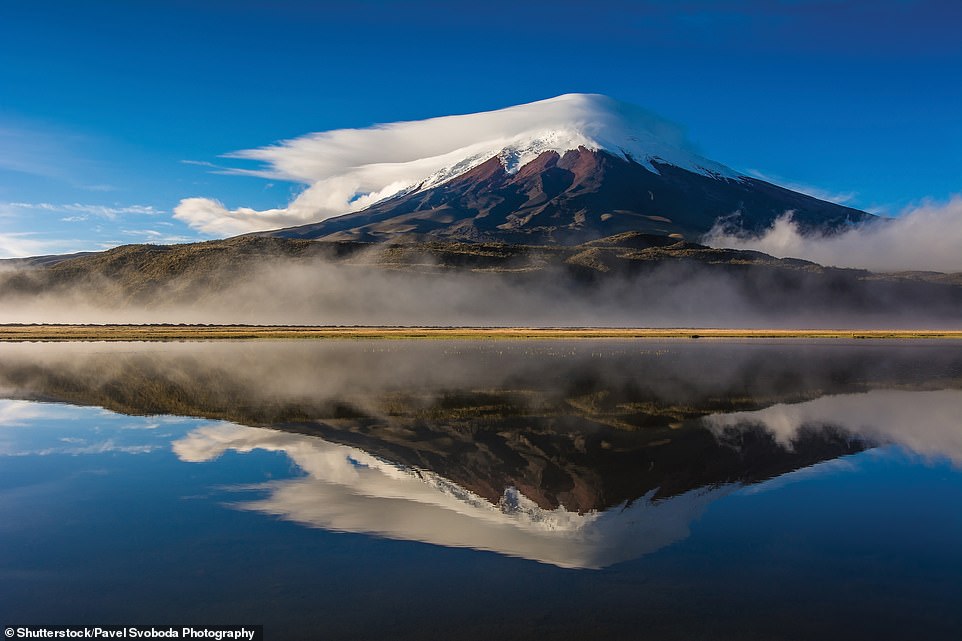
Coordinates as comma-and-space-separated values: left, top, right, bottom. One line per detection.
2, 252, 962, 328
705, 196, 962, 273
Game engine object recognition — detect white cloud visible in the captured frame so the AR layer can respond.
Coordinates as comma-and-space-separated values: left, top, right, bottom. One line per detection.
5, 202, 164, 220
0, 202, 174, 257
174, 93, 737, 236
0, 399, 183, 456
172, 197, 307, 237
0, 400, 66, 426
120, 228, 195, 244
179, 160, 220, 169
704, 195, 962, 273
0, 232, 71, 258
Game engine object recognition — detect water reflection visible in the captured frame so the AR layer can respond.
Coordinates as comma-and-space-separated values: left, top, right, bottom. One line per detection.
174, 423, 730, 569
1, 340, 960, 568
167, 386, 961, 568
0, 398, 184, 457
704, 389, 962, 466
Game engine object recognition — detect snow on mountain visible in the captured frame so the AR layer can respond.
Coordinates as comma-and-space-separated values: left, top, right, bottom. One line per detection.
173, 422, 730, 569
175, 94, 742, 235
411, 94, 741, 189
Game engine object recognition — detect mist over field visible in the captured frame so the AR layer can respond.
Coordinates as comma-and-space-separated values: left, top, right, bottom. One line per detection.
2, 242, 962, 328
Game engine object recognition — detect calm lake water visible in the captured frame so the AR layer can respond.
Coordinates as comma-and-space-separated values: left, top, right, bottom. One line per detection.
0, 340, 960, 640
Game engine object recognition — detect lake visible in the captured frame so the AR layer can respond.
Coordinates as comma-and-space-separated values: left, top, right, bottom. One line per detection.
1, 340, 960, 640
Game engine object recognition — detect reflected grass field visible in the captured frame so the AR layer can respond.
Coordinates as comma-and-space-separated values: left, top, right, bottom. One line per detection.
1, 324, 962, 341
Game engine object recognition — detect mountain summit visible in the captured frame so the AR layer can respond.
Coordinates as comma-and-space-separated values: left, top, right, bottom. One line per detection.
223, 94, 872, 244
398, 93, 744, 185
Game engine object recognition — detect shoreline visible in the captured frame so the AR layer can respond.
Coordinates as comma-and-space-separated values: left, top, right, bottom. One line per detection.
2, 325, 962, 341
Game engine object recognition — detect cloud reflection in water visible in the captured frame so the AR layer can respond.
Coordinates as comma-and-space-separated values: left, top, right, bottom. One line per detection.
703, 389, 962, 466
173, 388, 962, 568
174, 423, 729, 569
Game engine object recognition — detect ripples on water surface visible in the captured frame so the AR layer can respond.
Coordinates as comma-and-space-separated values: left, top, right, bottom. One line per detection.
0, 340, 960, 640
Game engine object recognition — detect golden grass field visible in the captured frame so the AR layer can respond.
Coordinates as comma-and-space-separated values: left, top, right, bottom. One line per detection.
1, 325, 961, 341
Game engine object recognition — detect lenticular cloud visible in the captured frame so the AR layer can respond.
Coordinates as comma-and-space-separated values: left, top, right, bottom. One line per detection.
704, 196, 962, 273
174, 93, 735, 236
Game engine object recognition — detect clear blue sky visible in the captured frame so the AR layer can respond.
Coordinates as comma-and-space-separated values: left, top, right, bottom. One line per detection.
1, 0, 959, 256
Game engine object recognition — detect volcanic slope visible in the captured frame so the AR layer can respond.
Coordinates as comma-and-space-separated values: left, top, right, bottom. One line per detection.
250, 94, 872, 245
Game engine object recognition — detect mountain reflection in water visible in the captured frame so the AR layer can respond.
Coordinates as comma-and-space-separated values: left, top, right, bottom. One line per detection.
1, 339, 960, 568
168, 386, 960, 568
174, 423, 732, 569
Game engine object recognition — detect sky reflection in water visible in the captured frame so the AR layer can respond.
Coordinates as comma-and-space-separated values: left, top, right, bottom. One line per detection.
0, 340, 960, 639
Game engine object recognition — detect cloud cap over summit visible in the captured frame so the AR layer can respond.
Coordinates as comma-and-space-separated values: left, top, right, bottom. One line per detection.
174, 94, 742, 235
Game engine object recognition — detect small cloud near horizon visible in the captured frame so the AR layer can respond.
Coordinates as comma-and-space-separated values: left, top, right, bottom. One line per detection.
0, 231, 81, 258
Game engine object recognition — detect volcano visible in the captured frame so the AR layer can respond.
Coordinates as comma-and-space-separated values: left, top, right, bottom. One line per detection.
248, 94, 873, 245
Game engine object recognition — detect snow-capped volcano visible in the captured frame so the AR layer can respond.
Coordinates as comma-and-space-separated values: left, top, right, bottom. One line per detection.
175, 93, 873, 242
409, 93, 742, 189
175, 94, 743, 234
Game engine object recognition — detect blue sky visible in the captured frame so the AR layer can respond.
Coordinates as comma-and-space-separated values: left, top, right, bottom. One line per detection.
1, 0, 959, 257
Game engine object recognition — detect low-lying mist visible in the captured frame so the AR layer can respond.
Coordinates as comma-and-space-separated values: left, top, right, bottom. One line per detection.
2, 246, 962, 327
4, 339, 960, 418
705, 196, 962, 273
